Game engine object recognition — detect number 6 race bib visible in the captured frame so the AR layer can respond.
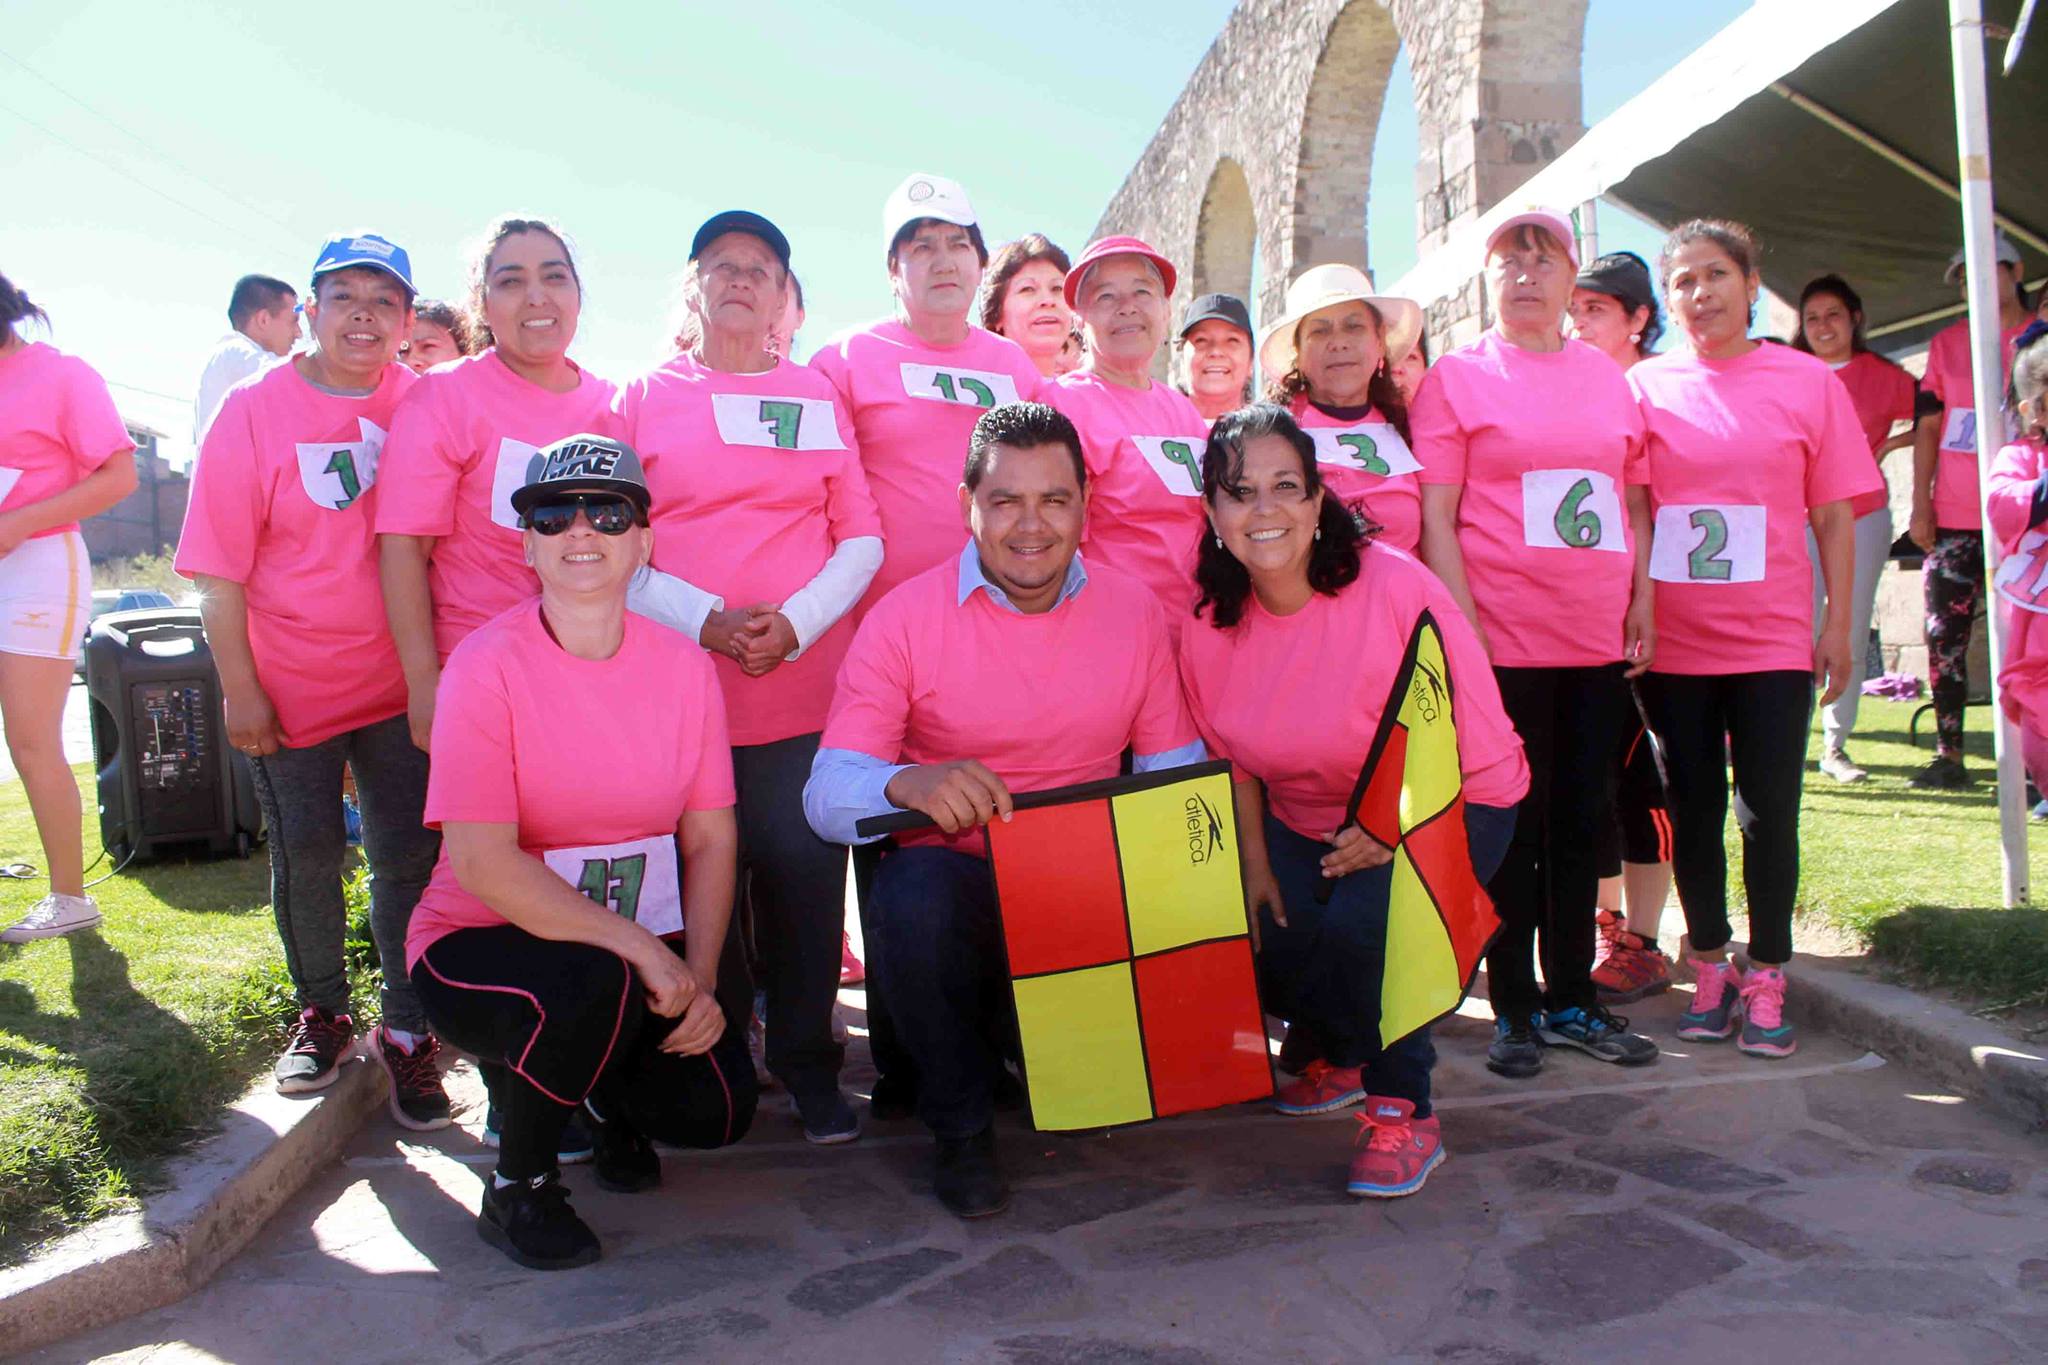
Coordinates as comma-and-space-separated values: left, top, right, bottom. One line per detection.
1520, 468, 1626, 553
543, 835, 685, 937
1130, 435, 1210, 497
1649, 503, 1766, 585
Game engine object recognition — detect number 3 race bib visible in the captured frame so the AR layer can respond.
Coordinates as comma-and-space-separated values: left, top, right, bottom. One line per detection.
296, 418, 388, 512
1520, 468, 1626, 553
543, 836, 685, 937
1131, 435, 1211, 497
1308, 424, 1422, 479
899, 364, 1021, 410
1649, 503, 1766, 585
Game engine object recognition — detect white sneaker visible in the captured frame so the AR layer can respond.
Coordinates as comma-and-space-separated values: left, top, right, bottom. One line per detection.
1817, 747, 1868, 783
1, 893, 102, 942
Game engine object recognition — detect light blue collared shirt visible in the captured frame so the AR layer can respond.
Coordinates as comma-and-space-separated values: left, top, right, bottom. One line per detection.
803, 543, 1206, 845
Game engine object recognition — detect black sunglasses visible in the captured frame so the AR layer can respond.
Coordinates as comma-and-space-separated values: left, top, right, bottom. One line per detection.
524, 494, 644, 537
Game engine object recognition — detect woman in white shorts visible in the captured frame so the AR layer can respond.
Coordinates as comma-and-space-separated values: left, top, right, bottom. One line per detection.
0, 271, 142, 941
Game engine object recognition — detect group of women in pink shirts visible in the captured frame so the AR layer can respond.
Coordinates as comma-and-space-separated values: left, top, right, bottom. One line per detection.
4, 169, 2032, 1269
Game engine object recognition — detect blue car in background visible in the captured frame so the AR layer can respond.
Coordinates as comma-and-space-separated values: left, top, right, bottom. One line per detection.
75, 588, 176, 679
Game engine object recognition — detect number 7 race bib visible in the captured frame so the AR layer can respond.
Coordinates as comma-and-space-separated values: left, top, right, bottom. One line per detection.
1649, 503, 1766, 585
542, 835, 685, 937
1520, 468, 1626, 553
710, 394, 846, 451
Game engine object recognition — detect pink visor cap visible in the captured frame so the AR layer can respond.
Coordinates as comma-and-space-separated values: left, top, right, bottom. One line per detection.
1484, 207, 1581, 269
1064, 235, 1179, 310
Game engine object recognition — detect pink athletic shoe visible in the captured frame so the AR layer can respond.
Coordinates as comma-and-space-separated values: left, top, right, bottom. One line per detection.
1272, 1060, 1366, 1116
1737, 966, 1798, 1058
1677, 959, 1743, 1041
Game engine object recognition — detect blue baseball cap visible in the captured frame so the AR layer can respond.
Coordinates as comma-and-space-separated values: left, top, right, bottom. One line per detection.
310, 232, 416, 296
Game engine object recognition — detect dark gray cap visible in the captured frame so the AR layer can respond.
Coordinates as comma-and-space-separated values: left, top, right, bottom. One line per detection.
511, 433, 651, 517
1574, 251, 1656, 314
1181, 292, 1252, 339
690, 210, 792, 269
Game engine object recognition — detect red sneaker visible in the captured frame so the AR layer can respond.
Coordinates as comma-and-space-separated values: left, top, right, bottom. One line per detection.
839, 931, 865, 986
1590, 909, 1673, 1004
1271, 1059, 1365, 1116
1346, 1096, 1444, 1198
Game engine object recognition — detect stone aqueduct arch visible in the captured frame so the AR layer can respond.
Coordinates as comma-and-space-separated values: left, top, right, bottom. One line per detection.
1095, 0, 1589, 342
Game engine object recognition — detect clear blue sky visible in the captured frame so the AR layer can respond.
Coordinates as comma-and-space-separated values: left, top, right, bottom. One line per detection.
2, 0, 1748, 465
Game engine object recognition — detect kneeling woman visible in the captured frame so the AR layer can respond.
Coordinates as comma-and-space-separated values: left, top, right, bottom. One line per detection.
1180, 406, 1528, 1198
405, 434, 756, 1270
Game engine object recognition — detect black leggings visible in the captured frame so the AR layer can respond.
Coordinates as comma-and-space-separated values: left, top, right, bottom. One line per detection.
1485, 663, 1631, 1019
1637, 670, 1812, 965
412, 925, 757, 1181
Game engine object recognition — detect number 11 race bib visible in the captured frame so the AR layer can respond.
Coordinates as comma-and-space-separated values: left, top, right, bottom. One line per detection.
1130, 435, 1210, 497
1649, 503, 1766, 585
1520, 468, 1626, 553
1994, 528, 2048, 614
542, 835, 685, 937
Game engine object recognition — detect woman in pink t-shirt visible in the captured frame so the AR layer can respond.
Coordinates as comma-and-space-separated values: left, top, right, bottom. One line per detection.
398, 299, 474, 374
978, 234, 1074, 379
1180, 405, 1526, 1199
407, 432, 751, 1271
0, 273, 140, 945
1255, 263, 1425, 552
1985, 327, 2048, 802
379, 217, 620, 751
1051, 236, 1212, 636
1630, 219, 1875, 1063
1793, 273, 1919, 784
613, 210, 882, 1145
1411, 209, 1660, 1081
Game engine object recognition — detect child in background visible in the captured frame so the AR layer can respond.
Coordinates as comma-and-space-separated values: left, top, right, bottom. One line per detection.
1984, 322, 2048, 807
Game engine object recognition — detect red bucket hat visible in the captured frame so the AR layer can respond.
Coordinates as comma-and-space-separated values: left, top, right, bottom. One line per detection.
1064, 235, 1179, 310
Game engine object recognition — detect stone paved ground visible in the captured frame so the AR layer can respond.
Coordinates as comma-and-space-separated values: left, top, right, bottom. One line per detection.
26, 985, 2048, 1364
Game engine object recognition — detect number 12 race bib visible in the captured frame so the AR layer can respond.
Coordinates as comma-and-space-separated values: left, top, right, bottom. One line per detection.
543, 835, 685, 937
296, 417, 387, 512
1649, 503, 1766, 584
710, 394, 846, 451
1308, 424, 1421, 478
899, 364, 1021, 410
1520, 468, 1626, 553
1130, 435, 1210, 497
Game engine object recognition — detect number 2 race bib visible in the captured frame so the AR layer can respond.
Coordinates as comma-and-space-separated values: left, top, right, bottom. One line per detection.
1308, 424, 1421, 478
1649, 503, 1766, 585
1520, 468, 1626, 553
296, 418, 388, 512
543, 835, 685, 937
710, 394, 846, 451
1130, 435, 1210, 497
899, 364, 1021, 410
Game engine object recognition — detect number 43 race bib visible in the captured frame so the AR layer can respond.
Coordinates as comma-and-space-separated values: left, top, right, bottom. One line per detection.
1649, 503, 1767, 584
543, 835, 685, 937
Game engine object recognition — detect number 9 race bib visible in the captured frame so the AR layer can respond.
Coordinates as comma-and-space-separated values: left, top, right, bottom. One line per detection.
543, 835, 685, 937
1649, 503, 1766, 585
1130, 435, 1210, 497
1520, 468, 1626, 553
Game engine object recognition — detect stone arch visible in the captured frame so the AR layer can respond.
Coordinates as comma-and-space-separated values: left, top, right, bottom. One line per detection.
1191, 157, 1257, 308
1288, 0, 1402, 295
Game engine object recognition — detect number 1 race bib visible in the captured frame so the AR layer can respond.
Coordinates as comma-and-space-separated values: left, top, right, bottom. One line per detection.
1308, 424, 1421, 478
0, 467, 22, 510
490, 437, 542, 529
1994, 528, 2048, 614
1130, 435, 1209, 497
1649, 503, 1766, 585
899, 364, 1020, 410
1521, 468, 1626, 553
1939, 407, 1978, 456
710, 394, 846, 451
295, 418, 387, 512
543, 835, 685, 937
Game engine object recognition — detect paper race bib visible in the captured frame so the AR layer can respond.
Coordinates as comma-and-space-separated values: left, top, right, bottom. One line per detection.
1940, 407, 1979, 456
1995, 528, 2048, 614
295, 418, 387, 512
1307, 424, 1421, 478
1521, 468, 1627, 553
1649, 503, 1766, 584
490, 437, 541, 529
0, 467, 22, 509
1130, 435, 1209, 497
709, 394, 846, 451
542, 835, 684, 937
899, 363, 1020, 410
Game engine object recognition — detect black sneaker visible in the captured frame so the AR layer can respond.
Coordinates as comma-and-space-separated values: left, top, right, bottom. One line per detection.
868, 1072, 918, 1122
275, 1006, 355, 1094
1537, 1005, 1661, 1066
1910, 755, 1974, 789
1485, 1015, 1543, 1079
369, 1025, 452, 1131
584, 1099, 660, 1194
934, 1126, 1009, 1219
477, 1171, 601, 1271
482, 1104, 595, 1165
792, 1088, 861, 1144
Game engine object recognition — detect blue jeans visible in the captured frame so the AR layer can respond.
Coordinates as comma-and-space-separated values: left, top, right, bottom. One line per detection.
1261, 803, 1516, 1118
867, 846, 1009, 1140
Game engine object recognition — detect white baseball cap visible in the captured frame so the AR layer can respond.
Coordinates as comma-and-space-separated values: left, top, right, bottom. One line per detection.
882, 173, 978, 255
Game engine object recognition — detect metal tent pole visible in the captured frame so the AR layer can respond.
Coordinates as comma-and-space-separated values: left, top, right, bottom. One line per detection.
1951, 0, 2029, 906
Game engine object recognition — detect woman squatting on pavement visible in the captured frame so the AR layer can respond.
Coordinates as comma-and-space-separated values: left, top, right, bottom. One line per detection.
406, 434, 754, 1270
1629, 219, 1878, 1061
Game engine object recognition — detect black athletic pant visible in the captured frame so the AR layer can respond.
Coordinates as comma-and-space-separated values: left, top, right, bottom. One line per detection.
1485, 662, 1631, 1021
850, 841, 917, 1092
413, 925, 757, 1182
1637, 670, 1812, 966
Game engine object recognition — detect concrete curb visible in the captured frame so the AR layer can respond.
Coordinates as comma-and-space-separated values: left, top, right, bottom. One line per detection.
0, 1054, 382, 1356
1785, 952, 2048, 1134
